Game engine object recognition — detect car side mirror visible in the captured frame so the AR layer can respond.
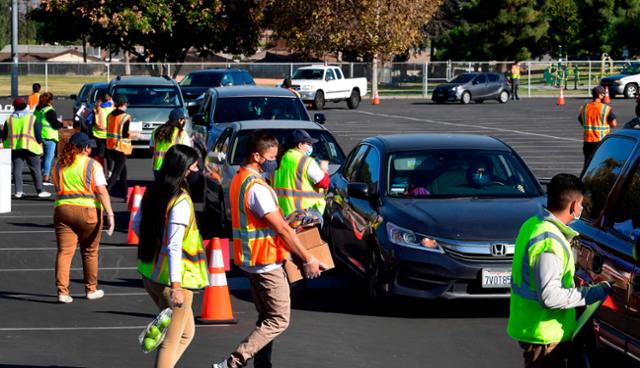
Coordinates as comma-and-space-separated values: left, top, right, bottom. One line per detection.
207, 151, 226, 165
192, 113, 206, 126
347, 182, 369, 199
314, 113, 326, 124
70, 94, 77, 100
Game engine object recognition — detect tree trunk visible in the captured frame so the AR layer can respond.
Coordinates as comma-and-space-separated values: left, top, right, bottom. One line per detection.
372, 54, 378, 98
124, 50, 131, 76
82, 34, 87, 63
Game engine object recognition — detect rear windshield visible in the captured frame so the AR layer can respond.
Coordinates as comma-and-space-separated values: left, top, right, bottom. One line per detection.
292, 69, 324, 80
180, 73, 226, 87
230, 129, 345, 166
214, 97, 309, 123
387, 149, 541, 198
112, 85, 182, 108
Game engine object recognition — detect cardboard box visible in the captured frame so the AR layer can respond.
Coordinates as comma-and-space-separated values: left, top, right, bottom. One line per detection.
284, 227, 334, 283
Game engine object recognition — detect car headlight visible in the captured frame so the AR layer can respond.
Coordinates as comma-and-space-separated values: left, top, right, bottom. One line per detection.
386, 222, 444, 253
615, 80, 624, 85
301, 85, 313, 91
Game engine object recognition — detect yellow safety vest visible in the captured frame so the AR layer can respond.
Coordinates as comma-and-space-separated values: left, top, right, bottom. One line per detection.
511, 65, 521, 79
35, 106, 59, 142
138, 191, 209, 289
52, 155, 101, 208
272, 149, 326, 217
152, 126, 186, 171
92, 106, 114, 140
507, 214, 577, 344
3, 114, 43, 155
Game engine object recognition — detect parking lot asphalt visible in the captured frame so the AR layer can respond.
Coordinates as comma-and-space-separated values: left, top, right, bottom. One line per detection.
1, 97, 637, 367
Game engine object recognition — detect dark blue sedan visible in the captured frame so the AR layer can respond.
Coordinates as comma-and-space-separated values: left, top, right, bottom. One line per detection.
325, 134, 546, 300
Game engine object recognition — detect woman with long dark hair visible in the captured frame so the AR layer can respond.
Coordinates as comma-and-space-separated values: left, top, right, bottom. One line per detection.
134, 144, 208, 368
150, 108, 191, 180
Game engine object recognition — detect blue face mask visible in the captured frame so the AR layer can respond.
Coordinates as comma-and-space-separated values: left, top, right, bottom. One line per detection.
306, 144, 314, 156
472, 172, 489, 187
261, 159, 278, 174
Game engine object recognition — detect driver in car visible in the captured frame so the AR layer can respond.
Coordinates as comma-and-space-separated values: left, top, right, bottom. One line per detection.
467, 157, 496, 188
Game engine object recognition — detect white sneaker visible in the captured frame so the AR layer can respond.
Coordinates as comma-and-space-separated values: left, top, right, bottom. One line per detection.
14, 192, 24, 199
37, 191, 52, 198
86, 289, 104, 300
58, 294, 73, 304
212, 360, 229, 368
43, 182, 54, 186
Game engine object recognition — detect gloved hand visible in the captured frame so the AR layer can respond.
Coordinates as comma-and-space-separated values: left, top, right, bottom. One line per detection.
105, 213, 115, 236
585, 281, 613, 304
303, 256, 327, 279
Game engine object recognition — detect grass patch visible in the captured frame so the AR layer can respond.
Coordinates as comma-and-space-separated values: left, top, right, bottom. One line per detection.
0, 75, 108, 97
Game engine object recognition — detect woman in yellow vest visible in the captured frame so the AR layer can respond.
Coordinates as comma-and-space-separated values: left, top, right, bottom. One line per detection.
272, 129, 329, 221
52, 132, 114, 303
150, 108, 191, 180
134, 144, 208, 368
34, 92, 61, 184
1, 97, 50, 198
105, 95, 132, 199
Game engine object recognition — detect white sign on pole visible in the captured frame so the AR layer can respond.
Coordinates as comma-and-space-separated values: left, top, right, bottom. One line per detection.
0, 149, 12, 213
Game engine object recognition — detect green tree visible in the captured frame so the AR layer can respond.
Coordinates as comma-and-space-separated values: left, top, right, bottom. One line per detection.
541, 0, 580, 57
611, 0, 640, 58
0, 0, 9, 50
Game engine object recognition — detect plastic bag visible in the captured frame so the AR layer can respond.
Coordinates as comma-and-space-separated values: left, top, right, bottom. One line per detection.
138, 307, 172, 354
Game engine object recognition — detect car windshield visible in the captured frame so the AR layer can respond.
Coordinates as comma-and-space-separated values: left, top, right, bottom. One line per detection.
78, 84, 93, 101
112, 85, 181, 107
449, 74, 475, 84
292, 69, 324, 80
214, 97, 309, 123
387, 149, 541, 198
621, 63, 640, 75
180, 73, 225, 87
230, 129, 345, 166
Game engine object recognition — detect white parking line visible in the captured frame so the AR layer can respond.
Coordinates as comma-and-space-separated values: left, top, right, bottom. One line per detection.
0, 230, 54, 233
351, 110, 582, 142
0, 246, 136, 251
0, 215, 52, 218
0, 266, 138, 271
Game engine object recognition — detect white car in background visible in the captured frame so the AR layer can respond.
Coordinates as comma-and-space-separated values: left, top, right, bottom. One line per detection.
291, 65, 367, 110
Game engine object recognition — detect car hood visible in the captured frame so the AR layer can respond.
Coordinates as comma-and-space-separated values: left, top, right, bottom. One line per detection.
381, 196, 545, 242
602, 74, 630, 82
435, 83, 463, 90
181, 87, 208, 101
127, 107, 177, 123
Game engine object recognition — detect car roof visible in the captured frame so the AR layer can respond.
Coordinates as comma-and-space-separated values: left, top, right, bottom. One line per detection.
214, 86, 298, 98
610, 129, 640, 139
110, 76, 177, 86
88, 82, 108, 89
363, 134, 511, 152
229, 120, 326, 131
188, 68, 247, 75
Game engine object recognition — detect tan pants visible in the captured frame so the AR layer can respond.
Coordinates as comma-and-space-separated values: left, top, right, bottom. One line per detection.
519, 341, 573, 368
54, 205, 103, 295
143, 278, 195, 368
229, 267, 291, 368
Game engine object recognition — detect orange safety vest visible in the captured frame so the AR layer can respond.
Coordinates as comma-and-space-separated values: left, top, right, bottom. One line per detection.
28, 93, 40, 110
106, 112, 132, 155
579, 101, 612, 143
51, 155, 100, 208
230, 167, 289, 267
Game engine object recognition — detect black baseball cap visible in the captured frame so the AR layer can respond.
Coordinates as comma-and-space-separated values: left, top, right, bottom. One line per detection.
169, 108, 187, 121
592, 86, 605, 97
113, 95, 128, 106
69, 132, 97, 148
290, 129, 318, 144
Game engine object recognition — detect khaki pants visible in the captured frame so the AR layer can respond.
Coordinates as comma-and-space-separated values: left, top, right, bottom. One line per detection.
519, 341, 575, 368
229, 267, 291, 368
143, 278, 195, 368
54, 205, 103, 295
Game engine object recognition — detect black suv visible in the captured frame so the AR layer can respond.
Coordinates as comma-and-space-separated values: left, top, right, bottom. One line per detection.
572, 129, 640, 365
179, 69, 255, 115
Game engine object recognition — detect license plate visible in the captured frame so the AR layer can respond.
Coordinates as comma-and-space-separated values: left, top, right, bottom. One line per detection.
481, 269, 511, 288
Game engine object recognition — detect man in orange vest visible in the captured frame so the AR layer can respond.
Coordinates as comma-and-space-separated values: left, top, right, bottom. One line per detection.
211, 131, 325, 368
578, 86, 617, 164
105, 95, 132, 199
27, 83, 41, 110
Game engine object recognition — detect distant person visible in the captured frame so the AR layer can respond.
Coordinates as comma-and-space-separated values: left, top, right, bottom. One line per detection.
150, 108, 192, 180
508, 173, 611, 367
34, 92, 62, 185
134, 144, 208, 368
52, 132, 114, 303
282, 77, 300, 98
90, 93, 115, 169
578, 86, 617, 165
1, 97, 50, 198
105, 95, 133, 200
28, 83, 41, 110
510, 61, 522, 100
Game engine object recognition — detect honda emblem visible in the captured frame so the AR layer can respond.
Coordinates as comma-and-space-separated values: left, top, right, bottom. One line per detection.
491, 244, 507, 257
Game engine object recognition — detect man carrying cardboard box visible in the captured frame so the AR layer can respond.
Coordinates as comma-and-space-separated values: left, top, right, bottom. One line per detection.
211, 130, 325, 368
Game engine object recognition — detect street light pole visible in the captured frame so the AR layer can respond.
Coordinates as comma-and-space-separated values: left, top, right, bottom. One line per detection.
11, 0, 19, 98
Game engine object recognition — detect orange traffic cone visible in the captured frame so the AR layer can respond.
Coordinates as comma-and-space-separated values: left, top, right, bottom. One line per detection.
556, 87, 565, 106
603, 86, 611, 104
197, 237, 237, 324
372, 90, 380, 105
126, 185, 145, 245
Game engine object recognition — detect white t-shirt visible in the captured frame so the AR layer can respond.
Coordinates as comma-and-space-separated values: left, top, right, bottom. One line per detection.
306, 158, 325, 184
93, 163, 107, 187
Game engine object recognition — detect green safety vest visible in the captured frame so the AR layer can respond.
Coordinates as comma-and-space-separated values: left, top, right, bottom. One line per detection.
92, 106, 114, 140
152, 126, 185, 171
272, 149, 326, 217
138, 191, 209, 290
3, 114, 43, 155
507, 213, 577, 344
52, 155, 101, 208
35, 106, 59, 142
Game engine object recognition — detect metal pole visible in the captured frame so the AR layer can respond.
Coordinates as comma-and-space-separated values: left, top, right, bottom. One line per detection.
528, 61, 531, 98
290, 63, 293, 77
350, 63, 354, 78
588, 60, 592, 94
10, 0, 18, 97
423, 62, 428, 97
45, 63, 48, 91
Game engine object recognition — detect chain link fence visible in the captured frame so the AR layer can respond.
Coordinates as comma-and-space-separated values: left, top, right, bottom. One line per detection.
0, 60, 635, 98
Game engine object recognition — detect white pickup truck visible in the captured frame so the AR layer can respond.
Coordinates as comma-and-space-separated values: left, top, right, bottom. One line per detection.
291, 65, 367, 110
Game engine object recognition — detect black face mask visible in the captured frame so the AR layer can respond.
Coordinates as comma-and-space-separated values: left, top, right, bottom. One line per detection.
186, 165, 201, 187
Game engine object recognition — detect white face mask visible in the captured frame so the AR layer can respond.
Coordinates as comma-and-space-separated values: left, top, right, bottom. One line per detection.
572, 205, 583, 221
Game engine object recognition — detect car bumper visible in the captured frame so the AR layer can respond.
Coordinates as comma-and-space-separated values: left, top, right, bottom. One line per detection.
382, 244, 512, 299
431, 90, 460, 101
600, 83, 624, 94
299, 90, 317, 100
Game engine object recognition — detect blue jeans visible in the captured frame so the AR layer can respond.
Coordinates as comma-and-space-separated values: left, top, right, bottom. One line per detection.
42, 139, 57, 178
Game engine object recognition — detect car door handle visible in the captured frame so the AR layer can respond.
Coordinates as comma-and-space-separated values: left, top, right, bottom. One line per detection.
592, 255, 604, 274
